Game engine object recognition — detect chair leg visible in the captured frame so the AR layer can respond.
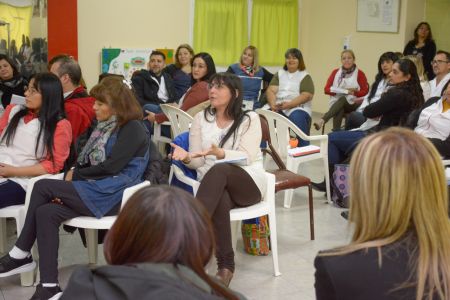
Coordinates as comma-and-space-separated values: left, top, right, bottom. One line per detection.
323, 156, 332, 204
283, 189, 294, 208
0, 218, 7, 253
230, 221, 240, 252
268, 210, 281, 276
20, 270, 35, 287
308, 184, 315, 240
86, 229, 98, 264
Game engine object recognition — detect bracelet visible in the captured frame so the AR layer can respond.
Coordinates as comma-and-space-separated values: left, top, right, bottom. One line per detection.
182, 155, 191, 164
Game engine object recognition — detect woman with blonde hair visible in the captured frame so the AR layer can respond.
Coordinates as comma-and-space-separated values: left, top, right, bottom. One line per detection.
227, 45, 273, 110
405, 54, 431, 100
314, 127, 450, 300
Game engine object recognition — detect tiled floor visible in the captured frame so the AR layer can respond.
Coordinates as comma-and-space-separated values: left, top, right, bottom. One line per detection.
0, 119, 352, 300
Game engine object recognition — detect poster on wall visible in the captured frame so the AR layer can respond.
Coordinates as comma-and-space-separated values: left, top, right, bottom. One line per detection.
357, 0, 400, 33
101, 48, 174, 81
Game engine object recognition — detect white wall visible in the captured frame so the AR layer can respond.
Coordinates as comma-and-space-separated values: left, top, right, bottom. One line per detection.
77, 0, 426, 112
77, 0, 191, 88
299, 0, 426, 113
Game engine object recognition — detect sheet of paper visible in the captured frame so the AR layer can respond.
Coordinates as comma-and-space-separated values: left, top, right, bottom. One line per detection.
10, 94, 26, 105
330, 87, 349, 94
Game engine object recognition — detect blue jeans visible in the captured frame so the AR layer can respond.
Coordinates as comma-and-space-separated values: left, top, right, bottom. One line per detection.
281, 109, 311, 147
143, 103, 162, 114
142, 104, 170, 138
328, 130, 366, 166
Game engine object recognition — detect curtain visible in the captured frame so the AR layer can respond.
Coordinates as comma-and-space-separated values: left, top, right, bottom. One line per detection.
194, 0, 248, 66
0, 3, 32, 53
251, 0, 298, 65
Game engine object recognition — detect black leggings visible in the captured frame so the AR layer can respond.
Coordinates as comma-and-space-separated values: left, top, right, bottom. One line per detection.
196, 164, 261, 272
15, 179, 120, 283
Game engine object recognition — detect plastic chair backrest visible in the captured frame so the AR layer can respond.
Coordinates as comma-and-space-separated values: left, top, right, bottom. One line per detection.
259, 115, 286, 170
160, 104, 193, 137
256, 109, 309, 158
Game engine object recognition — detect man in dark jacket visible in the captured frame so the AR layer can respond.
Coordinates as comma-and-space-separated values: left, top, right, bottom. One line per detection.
131, 50, 177, 112
49, 54, 96, 143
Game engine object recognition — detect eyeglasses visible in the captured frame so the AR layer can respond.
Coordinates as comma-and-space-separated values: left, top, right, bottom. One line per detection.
431, 60, 449, 65
25, 86, 39, 95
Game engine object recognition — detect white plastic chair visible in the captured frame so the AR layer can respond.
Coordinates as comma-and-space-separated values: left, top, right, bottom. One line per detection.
160, 104, 194, 138
256, 109, 331, 206
171, 169, 281, 277
62, 180, 150, 264
161, 104, 194, 185
152, 121, 172, 154
0, 173, 64, 286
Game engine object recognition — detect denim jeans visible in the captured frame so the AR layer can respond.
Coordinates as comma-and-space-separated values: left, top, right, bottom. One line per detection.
143, 103, 162, 114
328, 130, 367, 166
281, 109, 311, 147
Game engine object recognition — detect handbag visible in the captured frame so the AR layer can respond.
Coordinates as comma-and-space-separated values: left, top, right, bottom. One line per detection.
331, 164, 350, 208
241, 216, 270, 256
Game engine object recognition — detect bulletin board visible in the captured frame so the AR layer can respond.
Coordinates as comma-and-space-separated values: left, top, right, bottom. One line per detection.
357, 0, 400, 33
101, 48, 174, 81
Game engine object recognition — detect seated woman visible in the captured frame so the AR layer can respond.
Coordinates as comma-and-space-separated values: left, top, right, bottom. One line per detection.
412, 80, 450, 159
164, 44, 195, 101
0, 77, 149, 300
266, 48, 314, 146
312, 59, 424, 191
314, 50, 369, 131
0, 72, 71, 209
147, 52, 216, 124
404, 54, 431, 100
227, 45, 273, 110
345, 51, 399, 130
61, 185, 244, 300
314, 128, 450, 300
0, 54, 28, 117
171, 72, 265, 287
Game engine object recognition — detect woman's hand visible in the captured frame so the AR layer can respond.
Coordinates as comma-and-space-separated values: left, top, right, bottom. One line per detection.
353, 97, 364, 105
347, 88, 357, 96
144, 110, 156, 122
192, 144, 225, 159
170, 143, 191, 163
0, 163, 16, 178
65, 169, 74, 181
276, 101, 290, 110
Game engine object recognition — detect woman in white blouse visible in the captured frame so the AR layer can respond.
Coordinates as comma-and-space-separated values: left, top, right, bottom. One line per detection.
171, 72, 265, 287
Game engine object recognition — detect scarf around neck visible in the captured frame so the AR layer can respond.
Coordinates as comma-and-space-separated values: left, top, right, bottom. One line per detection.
77, 116, 117, 166
240, 64, 254, 77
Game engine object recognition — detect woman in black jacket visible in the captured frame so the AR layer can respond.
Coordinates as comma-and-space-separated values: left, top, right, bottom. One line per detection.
61, 186, 244, 300
314, 128, 450, 300
403, 22, 436, 80
0, 54, 27, 114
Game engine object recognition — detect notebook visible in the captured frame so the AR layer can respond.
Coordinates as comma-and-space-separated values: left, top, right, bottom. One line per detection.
288, 145, 320, 157
215, 156, 247, 166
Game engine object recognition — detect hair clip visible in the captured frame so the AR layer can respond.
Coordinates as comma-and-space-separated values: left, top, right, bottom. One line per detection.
122, 79, 132, 90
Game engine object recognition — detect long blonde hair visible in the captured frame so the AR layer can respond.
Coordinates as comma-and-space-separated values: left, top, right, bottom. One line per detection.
327, 128, 450, 300
240, 45, 260, 72
405, 55, 428, 81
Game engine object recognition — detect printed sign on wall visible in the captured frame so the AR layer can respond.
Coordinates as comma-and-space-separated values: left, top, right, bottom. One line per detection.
101, 48, 174, 81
